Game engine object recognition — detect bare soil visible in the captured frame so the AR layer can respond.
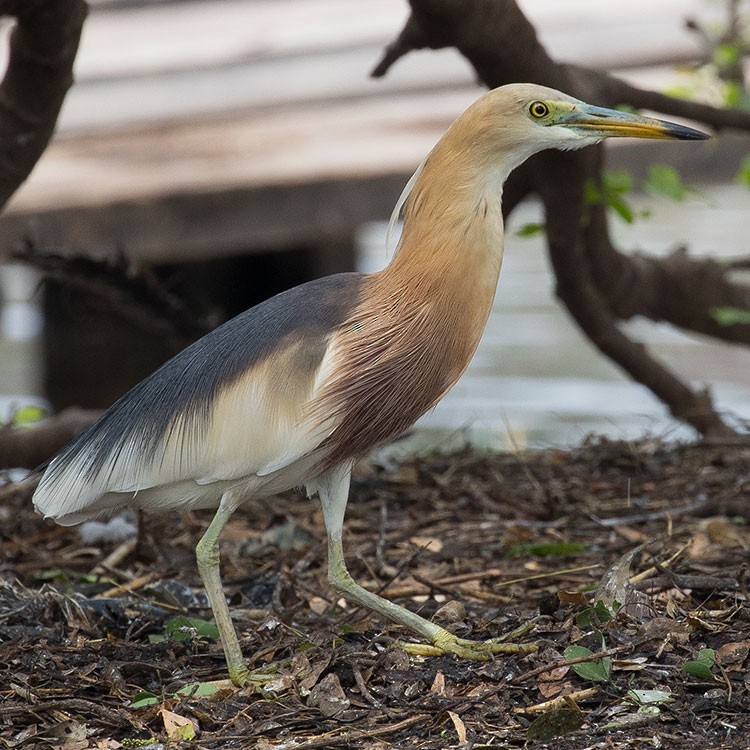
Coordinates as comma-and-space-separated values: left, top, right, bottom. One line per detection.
1, 438, 749, 749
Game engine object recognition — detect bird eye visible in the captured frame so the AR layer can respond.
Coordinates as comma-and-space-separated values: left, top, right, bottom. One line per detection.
528, 101, 550, 119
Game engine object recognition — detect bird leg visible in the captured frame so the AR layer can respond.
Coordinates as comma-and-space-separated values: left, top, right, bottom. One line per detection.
196, 493, 276, 687
316, 466, 538, 661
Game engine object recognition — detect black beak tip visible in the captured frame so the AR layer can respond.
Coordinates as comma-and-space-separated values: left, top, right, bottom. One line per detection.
673, 123, 711, 141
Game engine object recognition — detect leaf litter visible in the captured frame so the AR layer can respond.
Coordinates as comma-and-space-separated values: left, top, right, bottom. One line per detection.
0, 437, 749, 748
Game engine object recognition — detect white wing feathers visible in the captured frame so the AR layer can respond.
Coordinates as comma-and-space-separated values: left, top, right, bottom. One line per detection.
33, 343, 341, 523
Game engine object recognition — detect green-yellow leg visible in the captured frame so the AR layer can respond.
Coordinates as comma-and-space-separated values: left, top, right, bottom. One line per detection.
316, 465, 538, 661
196, 494, 276, 687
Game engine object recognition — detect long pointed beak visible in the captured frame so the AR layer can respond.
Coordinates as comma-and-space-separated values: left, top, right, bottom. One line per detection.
565, 104, 709, 141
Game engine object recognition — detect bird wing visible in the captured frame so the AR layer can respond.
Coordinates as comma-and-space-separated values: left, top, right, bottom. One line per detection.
33, 274, 364, 522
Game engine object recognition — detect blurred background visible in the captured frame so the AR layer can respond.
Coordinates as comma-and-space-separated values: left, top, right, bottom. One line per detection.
0, 0, 748, 450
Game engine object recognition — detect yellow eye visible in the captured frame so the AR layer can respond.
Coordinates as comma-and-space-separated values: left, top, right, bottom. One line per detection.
529, 100, 550, 119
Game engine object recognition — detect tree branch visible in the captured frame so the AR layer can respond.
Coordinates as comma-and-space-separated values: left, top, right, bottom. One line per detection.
0, 0, 87, 211
376, 0, 747, 439
0, 406, 99, 470
13, 241, 213, 345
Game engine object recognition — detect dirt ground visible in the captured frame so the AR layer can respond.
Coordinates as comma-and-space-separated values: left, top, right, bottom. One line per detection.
1, 437, 749, 749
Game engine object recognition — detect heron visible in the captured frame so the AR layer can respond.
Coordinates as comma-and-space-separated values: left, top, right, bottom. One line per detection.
33, 83, 708, 687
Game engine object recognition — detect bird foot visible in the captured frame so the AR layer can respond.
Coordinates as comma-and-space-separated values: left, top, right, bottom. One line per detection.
396, 620, 538, 660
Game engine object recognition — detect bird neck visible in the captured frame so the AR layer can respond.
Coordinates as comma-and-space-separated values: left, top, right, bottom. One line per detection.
381, 138, 508, 317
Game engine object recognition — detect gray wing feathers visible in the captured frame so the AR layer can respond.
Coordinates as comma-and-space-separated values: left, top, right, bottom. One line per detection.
33, 273, 364, 522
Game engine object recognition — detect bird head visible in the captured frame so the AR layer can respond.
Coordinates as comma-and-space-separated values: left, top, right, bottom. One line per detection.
455, 83, 708, 174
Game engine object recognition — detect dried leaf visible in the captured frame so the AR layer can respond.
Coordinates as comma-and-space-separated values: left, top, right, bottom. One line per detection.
432, 600, 466, 624
161, 708, 197, 741
688, 531, 713, 559
447, 710, 467, 745
557, 590, 587, 606
716, 641, 749, 668
306, 673, 350, 717
537, 649, 570, 694
596, 545, 643, 611
430, 671, 447, 696
705, 518, 747, 548
538, 679, 573, 699
308, 596, 329, 615
626, 689, 673, 705
263, 676, 295, 695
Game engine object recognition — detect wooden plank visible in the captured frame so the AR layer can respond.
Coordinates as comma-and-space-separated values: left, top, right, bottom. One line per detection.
0, 0, 715, 264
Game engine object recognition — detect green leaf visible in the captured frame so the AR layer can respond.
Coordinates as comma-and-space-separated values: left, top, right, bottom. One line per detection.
175, 682, 220, 697
11, 404, 47, 426
608, 193, 635, 223
735, 155, 750, 188
645, 164, 688, 201
663, 84, 696, 102
711, 306, 750, 326
564, 645, 611, 682
34, 568, 70, 584
164, 615, 219, 642
602, 169, 633, 194
130, 691, 160, 708
724, 80, 745, 109
683, 647, 716, 680
583, 179, 603, 206
713, 42, 741, 70
583, 171, 636, 223
683, 660, 715, 680
574, 600, 616, 629
515, 222, 546, 238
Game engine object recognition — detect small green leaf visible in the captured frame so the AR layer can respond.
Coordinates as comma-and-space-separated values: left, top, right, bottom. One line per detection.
564, 645, 611, 682
515, 222, 546, 238
645, 164, 688, 201
602, 169, 633, 194
713, 42, 740, 69
608, 194, 635, 223
148, 634, 166, 644
175, 682, 220, 697
584, 171, 636, 223
34, 569, 70, 583
583, 179, 603, 206
574, 600, 616, 629
130, 691, 160, 708
683, 660, 715, 680
711, 306, 750, 326
164, 615, 219, 642
683, 647, 716, 680
593, 598, 617, 621
574, 608, 595, 629
11, 404, 47, 426
735, 155, 750, 188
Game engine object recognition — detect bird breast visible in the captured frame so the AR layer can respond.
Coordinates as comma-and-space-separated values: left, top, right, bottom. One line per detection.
312, 253, 499, 466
